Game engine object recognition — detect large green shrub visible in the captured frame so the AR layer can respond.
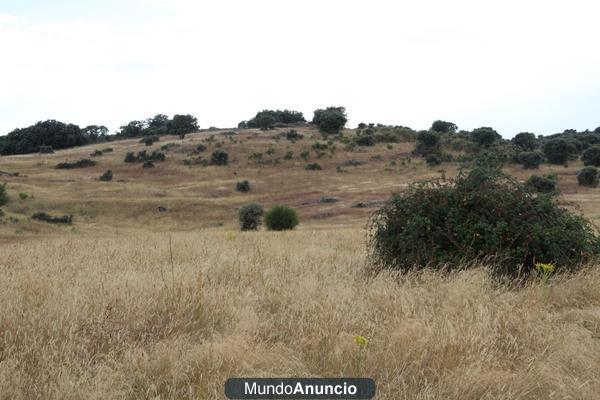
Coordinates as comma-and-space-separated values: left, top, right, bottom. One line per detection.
471, 127, 501, 148
211, 150, 229, 165
526, 174, 556, 193
265, 205, 299, 231
236, 180, 251, 192
312, 107, 347, 134
368, 164, 600, 277
32, 212, 73, 225
239, 203, 264, 231
582, 145, 600, 167
518, 151, 544, 169
414, 131, 439, 156
55, 159, 97, 169
430, 120, 457, 134
512, 132, 538, 151
543, 139, 575, 164
577, 166, 598, 187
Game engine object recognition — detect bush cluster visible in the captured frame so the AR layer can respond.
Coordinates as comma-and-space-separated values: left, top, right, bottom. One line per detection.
211, 150, 229, 165
577, 166, 598, 187
526, 174, 556, 193
124, 150, 166, 163
238, 110, 305, 130
56, 159, 97, 169
32, 212, 73, 225
236, 180, 251, 192
368, 163, 600, 277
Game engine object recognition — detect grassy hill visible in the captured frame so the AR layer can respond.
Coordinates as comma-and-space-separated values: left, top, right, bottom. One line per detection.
1, 126, 600, 399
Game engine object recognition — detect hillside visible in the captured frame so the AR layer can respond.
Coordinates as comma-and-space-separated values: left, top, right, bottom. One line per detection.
1, 125, 599, 240
1, 127, 600, 399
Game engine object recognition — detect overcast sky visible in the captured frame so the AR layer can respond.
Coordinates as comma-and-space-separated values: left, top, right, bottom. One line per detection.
1, 0, 599, 137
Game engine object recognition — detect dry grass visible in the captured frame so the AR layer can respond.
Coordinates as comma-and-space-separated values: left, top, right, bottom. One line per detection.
1, 229, 600, 399
2, 129, 600, 398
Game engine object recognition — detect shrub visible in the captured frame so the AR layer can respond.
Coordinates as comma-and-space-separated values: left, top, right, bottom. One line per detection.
18, 192, 28, 200
312, 107, 347, 134
140, 135, 159, 146
32, 212, 73, 225
124, 151, 165, 163
264, 205, 299, 231
543, 139, 574, 164
305, 163, 322, 170
211, 150, 229, 165
577, 166, 598, 187
518, 151, 544, 169
142, 161, 154, 168
1, 120, 90, 155
99, 170, 113, 181
284, 151, 293, 160
512, 132, 538, 151
196, 144, 207, 152
368, 163, 600, 277
236, 180, 251, 192
241, 110, 305, 130
90, 149, 103, 157
526, 174, 556, 193
55, 159, 97, 169
300, 150, 310, 161
0, 183, 7, 206
471, 127, 501, 148
284, 130, 303, 141
425, 154, 441, 166
582, 145, 600, 167
414, 131, 439, 156
355, 134, 375, 146
431, 120, 457, 134
239, 203, 264, 231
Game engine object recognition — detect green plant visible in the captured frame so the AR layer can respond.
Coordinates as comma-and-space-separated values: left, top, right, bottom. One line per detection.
471, 127, 501, 148
543, 139, 576, 164
512, 132, 538, 151
196, 144, 207, 152
264, 205, 299, 231
518, 151, 544, 169
300, 150, 310, 161
236, 180, 251, 192
312, 106, 347, 134
238, 203, 264, 231
425, 154, 441, 166
526, 174, 556, 193
142, 161, 154, 168
368, 163, 600, 277
90, 149, 104, 157
284, 151, 293, 160
55, 159, 97, 169
305, 163, 322, 170
18, 192, 29, 200
211, 150, 228, 165
577, 166, 598, 187
582, 145, 600, 167
99, 170, 113, 181
32, 212, 73, 225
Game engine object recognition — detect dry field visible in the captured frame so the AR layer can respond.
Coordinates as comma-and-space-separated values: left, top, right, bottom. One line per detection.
1, 127, 600, 399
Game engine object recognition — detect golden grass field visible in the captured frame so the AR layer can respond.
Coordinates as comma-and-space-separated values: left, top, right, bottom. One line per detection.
1, 127, 600, 399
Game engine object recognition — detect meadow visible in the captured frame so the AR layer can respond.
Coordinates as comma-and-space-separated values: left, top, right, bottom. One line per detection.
1, 126, 600, 399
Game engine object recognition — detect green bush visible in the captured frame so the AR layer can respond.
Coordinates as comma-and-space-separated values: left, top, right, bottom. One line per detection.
39, 145, 54, 154
32, 212, 73, 225
471, 127, 501, 148
518, 151, 544, 169
305, 163, 322, 170
368, 163, 600, 277
312, 107, 347, 134
124, 151, 165, 163
582, 145, 600, 167
239, 203, 264, 231
236, 180, 251, 192
425, 154, 441, 166
90, 149, 103, 157
19, 192, 29, 200
264, 205, 299, 231
414, 131, 439, 156
211, 150, 229, 165
196, 144, 207, 152
355, 134, 375, 146
526, 174, 556, 193
99, 170, 113, 181
431, 120, 457, 134
0, 183, 7, 206
142, 161, 154, 168
55, 159, 97, 169
577, 166, 598, 187
543, 139, 575, 164
512, 132, 538, 151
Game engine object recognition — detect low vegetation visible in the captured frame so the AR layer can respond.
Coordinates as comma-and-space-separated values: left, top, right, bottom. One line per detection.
238, 203, 263, 231
32, 212, 73, 224
55, 159, 97, 169
264, 205, 299, 231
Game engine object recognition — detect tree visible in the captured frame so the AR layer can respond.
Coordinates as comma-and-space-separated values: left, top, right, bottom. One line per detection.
118, 120, 145, 137
543, 138, 573, 164
82, 125, 109, 142
312, 107, 347, 134
518, 151, 544, 169
512, 132, 537, 151
577, 167, 598, 187
431, 120, 457, 134
241, 110, 305, 130
0, 120, 89, 155
168, 114, 198, 138
582, 145, 600, 167
414, 130, 440, 156
471, 127, 501, 148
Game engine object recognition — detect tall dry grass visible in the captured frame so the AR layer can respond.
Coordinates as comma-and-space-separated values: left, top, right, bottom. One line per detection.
1, 229, 599, 399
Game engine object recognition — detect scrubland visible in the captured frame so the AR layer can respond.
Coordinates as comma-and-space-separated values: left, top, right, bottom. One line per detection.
1, 127, 600, 399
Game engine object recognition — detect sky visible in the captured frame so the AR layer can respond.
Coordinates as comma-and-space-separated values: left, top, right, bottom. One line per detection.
0, 0, 599, 138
